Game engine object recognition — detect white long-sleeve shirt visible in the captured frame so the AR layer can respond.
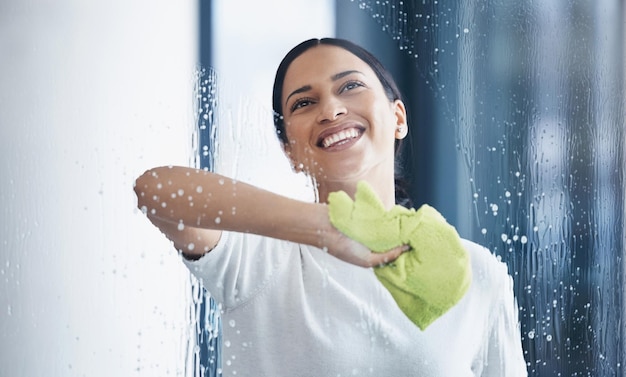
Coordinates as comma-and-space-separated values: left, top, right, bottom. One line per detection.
184, 232, 527, 376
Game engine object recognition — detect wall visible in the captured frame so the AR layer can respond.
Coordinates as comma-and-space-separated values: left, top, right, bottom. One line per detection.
0, 1, 198, 375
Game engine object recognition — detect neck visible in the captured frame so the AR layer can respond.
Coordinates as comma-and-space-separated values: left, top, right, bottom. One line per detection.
315, 168, 397, 210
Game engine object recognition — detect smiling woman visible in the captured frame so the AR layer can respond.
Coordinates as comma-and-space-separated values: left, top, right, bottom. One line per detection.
278, 43, 405, 205
273, 38, 411, 207
134, 38, 527, 376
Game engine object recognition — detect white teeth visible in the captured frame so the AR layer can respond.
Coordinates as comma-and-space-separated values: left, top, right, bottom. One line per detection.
322, 128, 360, 148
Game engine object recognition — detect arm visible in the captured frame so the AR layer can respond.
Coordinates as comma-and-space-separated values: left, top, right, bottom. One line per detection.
142, 214, 220, 259
134, 165, 405, 266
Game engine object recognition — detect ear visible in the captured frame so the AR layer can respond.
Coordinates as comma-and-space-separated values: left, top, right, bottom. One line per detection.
393, 100, 408, 140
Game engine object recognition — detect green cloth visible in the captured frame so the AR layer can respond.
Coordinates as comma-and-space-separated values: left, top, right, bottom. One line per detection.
328, 181, 472, 330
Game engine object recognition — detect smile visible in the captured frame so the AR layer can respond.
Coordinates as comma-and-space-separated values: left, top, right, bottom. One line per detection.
319, 127, 363, 149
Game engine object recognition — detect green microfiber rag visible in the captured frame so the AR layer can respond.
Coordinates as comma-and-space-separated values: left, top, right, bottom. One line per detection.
328, 181, 472, 330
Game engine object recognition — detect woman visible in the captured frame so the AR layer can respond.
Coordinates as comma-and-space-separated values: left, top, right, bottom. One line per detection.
134, 38, 527, 376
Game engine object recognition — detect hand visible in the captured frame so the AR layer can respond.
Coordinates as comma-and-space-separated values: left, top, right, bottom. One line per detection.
328, 181, 417, 252
323, 225, 409, 268
328, 181, 472, 330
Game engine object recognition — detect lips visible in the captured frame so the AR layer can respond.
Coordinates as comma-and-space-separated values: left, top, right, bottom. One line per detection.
317, 125, 364, 149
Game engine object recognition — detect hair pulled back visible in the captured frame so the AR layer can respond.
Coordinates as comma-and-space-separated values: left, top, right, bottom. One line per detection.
271, 38, 412, 207
272, 38, 403, 144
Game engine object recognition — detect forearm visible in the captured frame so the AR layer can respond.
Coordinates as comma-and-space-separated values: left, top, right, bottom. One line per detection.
134, 166, 333, 249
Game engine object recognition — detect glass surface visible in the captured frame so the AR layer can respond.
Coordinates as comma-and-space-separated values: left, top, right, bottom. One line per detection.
0, 1, 200, 376
2, 0, 623, 376
0, 1, 337, 376
343, 0, 625, 375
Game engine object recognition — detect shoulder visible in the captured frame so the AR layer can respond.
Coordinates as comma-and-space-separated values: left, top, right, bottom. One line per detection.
183, 231, 299, 282
198, 231, 291, 253
461, 238, 514, 300
183, 232, 301, 308
462, 238, 509, 277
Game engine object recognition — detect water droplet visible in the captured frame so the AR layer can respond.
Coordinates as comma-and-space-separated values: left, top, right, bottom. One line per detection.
528, 330, 535, 339
481, 228, 487, 235
215, 217, 221, 224
501, 234, 508, 242
187, 243, 195, 251
229, 319, 236, 327
196, 186, 203, 193
177, 222, 185, 231
520, 236, 528, 244
463, 27, 469, 34
177, 189, 184, 196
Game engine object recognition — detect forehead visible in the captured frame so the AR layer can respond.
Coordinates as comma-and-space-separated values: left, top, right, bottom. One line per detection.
282, 45, 378, 96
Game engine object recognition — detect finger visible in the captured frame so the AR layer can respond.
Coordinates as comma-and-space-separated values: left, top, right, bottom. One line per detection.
348, 242, 371, 263
368, 244, 410, 267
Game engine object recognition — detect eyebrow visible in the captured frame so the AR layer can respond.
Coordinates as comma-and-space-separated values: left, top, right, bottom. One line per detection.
284, 70, 364, 106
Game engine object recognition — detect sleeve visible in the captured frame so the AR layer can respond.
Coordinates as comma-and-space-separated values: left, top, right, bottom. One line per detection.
181, 231, 291, 310
481, 261, 528, 377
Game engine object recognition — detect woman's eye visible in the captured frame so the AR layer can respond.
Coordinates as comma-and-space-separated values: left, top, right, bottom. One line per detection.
341, 80, 364, 92
291, 98, 314, 112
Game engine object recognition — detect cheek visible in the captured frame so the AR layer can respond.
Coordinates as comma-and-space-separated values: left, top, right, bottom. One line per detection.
371, 106, 398, 134
284, 123, 299, 145
370, 114, 400, 153
284, 125, 311, 158
284, 119, 311, 145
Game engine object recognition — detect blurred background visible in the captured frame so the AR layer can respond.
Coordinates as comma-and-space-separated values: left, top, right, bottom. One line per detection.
1, 0, 624, 376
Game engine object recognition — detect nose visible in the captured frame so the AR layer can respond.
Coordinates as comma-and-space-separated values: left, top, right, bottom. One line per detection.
316, 97, 347, 124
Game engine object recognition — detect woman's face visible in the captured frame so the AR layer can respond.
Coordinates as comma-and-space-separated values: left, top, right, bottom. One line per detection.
281, 45, 407, 184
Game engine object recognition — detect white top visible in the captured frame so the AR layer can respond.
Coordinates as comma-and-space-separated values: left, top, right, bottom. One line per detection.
184, 232, 527, 377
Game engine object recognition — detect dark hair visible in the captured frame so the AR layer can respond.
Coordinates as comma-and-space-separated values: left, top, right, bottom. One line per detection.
271, 38, 412, 207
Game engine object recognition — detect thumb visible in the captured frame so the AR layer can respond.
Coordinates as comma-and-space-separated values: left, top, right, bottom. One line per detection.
369, 244, 410, 267
328, 190, 355, 224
